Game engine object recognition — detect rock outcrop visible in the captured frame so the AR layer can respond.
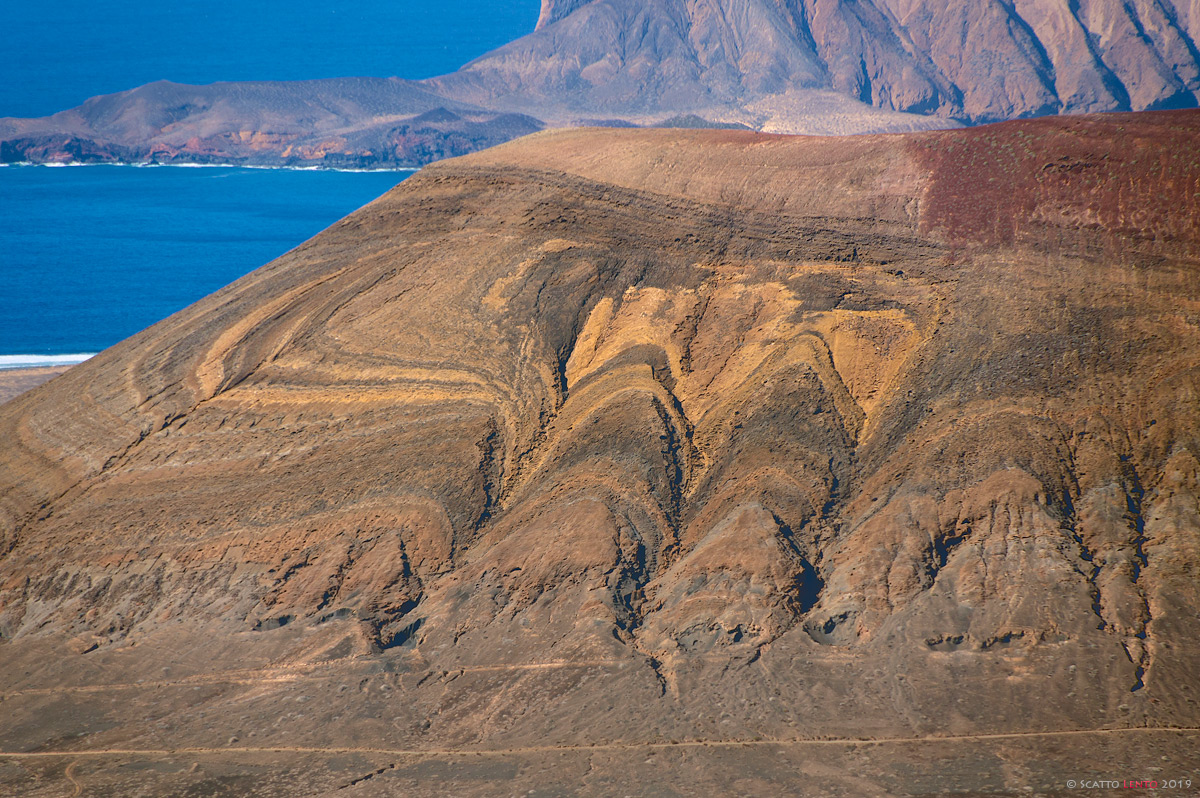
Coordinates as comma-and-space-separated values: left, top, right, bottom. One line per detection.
1, 110, 1198, 795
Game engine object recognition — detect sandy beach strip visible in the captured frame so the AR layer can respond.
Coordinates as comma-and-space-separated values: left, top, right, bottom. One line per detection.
0, 365, 75, 405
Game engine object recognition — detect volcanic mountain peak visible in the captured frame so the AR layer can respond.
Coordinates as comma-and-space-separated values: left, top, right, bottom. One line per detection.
454, 0, 1200, 123
1, 110, 1198, 794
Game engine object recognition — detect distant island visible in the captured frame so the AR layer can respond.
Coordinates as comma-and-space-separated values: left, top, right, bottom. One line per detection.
4, 0, 1199, 167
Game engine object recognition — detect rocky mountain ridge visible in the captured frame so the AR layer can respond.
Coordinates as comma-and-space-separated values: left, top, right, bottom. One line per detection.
1, 109, 1197, 795
453, 0, 1200, 122
4, 0, 1200, 166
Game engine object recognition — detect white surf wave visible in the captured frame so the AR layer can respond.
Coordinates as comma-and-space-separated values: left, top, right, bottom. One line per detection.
0, 354, 96, 370
1, 161, 418, 173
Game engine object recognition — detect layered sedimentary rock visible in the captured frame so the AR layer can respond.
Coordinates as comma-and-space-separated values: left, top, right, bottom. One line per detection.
1, 111, 1198, 795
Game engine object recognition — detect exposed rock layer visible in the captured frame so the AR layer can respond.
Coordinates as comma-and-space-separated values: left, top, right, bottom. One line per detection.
1, 111, 1199, 795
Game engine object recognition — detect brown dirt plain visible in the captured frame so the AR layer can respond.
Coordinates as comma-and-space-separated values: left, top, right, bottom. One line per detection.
0, 367, 72, 407
1, 110, 1198, 796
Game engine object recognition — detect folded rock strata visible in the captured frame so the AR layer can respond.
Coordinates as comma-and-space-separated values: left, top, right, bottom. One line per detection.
0, 110, 1198, 795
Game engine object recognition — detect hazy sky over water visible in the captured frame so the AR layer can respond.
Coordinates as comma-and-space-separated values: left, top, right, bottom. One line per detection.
2, 1, 540, 118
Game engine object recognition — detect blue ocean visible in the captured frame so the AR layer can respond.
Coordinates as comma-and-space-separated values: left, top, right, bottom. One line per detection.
0, 166, 408, 358
2, 1, 539, 119
0, 1, 538, 361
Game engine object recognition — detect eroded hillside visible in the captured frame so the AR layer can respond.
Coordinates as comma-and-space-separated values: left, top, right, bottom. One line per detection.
1, 111, 1198, 796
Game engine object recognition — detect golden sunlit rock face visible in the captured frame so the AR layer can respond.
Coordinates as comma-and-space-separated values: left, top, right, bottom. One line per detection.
1, 111, 1198, 795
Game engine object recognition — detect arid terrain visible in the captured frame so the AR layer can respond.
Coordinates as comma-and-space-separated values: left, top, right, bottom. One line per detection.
5, 0, 1200, 167
0, 367, 72, 407
1, 110, 1198, 795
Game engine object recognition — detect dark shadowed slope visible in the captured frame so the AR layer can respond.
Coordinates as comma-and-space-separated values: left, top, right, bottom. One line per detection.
1, 111, 1198, 795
